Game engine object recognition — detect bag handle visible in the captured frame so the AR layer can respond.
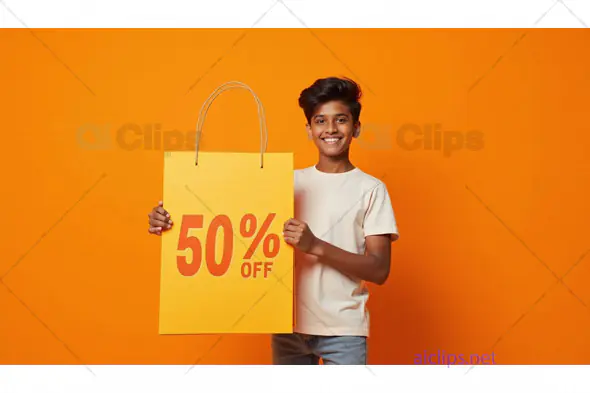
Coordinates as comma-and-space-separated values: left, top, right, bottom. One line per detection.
195, 81, 268, 168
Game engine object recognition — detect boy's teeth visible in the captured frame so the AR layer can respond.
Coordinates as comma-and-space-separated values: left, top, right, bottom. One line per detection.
324, 138, 340, 143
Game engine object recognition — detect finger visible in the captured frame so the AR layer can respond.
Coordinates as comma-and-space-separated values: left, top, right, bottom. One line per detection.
148, 226, 163, 234
283, 220, 291, 231
284, 224, 300, 233
283, 230, 298, 239
149, 211, 170, 223
150, 219, 171, 229
158, 200, 164, 207
289, 219, 304, 228
284, 218, 301, 230
155, 206, 170, 218
283, 236, 295, 245
148, 214, 169, 226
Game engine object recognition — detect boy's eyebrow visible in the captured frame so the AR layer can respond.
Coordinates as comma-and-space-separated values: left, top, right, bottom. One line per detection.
313, 113, 350, 118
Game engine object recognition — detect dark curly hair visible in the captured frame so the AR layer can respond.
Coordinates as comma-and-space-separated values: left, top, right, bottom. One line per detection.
298, 76, 362, 125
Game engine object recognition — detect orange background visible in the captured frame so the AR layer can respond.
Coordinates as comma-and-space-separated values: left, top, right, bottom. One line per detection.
1, 29, 589, 365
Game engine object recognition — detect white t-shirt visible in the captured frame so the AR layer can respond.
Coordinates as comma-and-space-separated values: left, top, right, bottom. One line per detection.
293, 165, 399, 337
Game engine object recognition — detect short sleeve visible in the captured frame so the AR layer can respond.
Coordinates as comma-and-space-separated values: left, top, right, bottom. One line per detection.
363, 182, 399, 241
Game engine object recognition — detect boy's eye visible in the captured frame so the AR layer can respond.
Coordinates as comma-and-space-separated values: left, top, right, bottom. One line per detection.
315, 118, 347, 124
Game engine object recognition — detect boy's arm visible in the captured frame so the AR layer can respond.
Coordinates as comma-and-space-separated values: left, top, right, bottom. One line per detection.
310, 234, 392, 285
283, 218, 392, 285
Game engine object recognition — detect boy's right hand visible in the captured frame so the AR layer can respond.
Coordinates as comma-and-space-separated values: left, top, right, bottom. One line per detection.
148, 201, 173, 236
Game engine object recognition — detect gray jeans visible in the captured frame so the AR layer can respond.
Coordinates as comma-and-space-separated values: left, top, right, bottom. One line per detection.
271, 333, 367, 365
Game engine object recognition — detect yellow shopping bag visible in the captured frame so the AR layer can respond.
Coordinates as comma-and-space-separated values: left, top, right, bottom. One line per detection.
158, 81, 294, 334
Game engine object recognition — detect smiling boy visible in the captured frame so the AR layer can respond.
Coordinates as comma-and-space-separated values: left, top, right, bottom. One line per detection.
148, 76, 399, 365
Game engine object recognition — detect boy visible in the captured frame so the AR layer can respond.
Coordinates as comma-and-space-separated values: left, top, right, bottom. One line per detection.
147, 76, 399, 365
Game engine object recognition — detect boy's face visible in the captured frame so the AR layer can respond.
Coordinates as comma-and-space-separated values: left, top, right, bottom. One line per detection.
306, 100, 360, 158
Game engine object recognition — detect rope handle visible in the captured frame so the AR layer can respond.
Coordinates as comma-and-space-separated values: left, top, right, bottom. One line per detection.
195, 81, 268, 168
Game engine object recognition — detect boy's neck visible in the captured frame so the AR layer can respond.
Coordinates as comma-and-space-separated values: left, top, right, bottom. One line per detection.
315, 155, 356, 174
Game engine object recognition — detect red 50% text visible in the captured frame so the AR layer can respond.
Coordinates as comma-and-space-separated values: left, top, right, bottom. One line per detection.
176, 213, 280, 279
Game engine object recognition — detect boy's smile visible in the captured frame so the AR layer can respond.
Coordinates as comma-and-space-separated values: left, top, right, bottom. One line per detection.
321, 135, 343, 145
306, 100, 360, 158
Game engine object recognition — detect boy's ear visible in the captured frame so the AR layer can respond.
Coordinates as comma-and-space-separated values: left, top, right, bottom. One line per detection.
353, 122, 361, 138
306, 124, 313, 140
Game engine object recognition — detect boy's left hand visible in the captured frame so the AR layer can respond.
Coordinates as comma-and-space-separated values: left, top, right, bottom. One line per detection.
283, 218, 318, 254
